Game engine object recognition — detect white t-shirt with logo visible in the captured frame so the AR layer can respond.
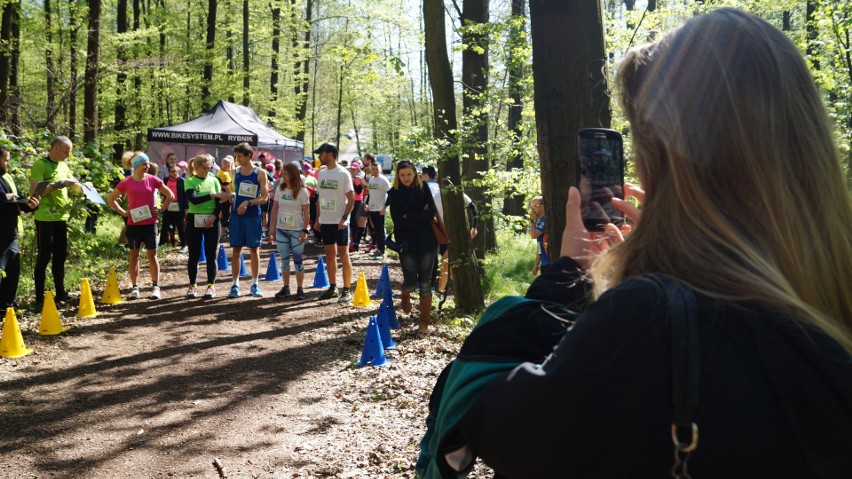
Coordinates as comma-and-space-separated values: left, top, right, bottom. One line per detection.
317, 165, 354, 225
428, 181, 471, 222
274, 186, 310, 231
367, 175, 392, 212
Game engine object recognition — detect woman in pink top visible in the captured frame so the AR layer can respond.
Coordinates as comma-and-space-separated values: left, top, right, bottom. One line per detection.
107, 152, 175, 300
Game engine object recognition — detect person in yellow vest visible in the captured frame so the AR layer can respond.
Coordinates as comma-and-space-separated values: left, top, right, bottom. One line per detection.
0, 146, 40, 309
29, 136, 79, 307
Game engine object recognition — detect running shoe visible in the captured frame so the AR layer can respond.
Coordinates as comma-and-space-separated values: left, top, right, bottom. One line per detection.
249, 283, 263, 297
151, 285, 161, 300
319, 287, 339, 300
295, 287, 305, 300
186, 286, 198, 298
179, 246, 188, 254
228, 284, 240, 298
275, 286, 291, 299
338, 288, 352, 304
129, 287, 140, 300
203, 285, 215, 298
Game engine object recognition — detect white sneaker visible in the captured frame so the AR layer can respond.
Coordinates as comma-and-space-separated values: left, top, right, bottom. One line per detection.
203, 285, 215, 299
129, 287, 140, 300
186, 286, 198, 298
151, 285, 161, 299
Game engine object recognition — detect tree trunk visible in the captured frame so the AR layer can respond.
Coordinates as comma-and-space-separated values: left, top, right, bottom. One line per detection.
115, 0, 128, 148
8, 0, 19, 133
45, 0, 56, 131
69, 0, 80, 137
269, 0, 280, 119
202, 0, 217, 109
806, 1, 820, 70
132, 0, 143, 147
529, 0, 610, 260
423, 0, 484, 314
503, 0, 527, 217
0, 2, 12, 127
461, 0, 495, 254
335, 64, 343, 147
242, 0, 249, 106
84, 0, 101, 143
226, 0, 235, 103
293, 0, 312, 142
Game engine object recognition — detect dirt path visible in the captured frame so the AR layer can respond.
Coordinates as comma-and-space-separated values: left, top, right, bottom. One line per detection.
0, 244, 492, 478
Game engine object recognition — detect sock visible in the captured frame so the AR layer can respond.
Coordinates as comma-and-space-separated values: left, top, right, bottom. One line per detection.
329, 283, 336, 290
153, 283, 158, 287
252, 277, 259, 286
233, 279, 240, 287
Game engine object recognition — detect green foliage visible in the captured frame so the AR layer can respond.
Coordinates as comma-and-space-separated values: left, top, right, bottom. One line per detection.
481, 227, 537, 301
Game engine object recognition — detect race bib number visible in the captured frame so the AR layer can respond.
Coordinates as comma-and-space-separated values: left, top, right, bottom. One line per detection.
280, 213, 297, 228
238, 181, 258, 198
194, 214, 213, 228
167, 202, 180, 212
130, 205, 152, 222
320, 198, 337, 212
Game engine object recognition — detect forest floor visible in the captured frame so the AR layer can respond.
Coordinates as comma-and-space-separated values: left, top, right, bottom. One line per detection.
0, 242, 495, 478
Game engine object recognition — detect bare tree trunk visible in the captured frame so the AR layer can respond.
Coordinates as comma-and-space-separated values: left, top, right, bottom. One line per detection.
424, 0, 484, 313
503, 0, 527, 217
226, 0, 235, 103
269, 0, 280, 119
45, 0, 56, 131
0, 3, 12, 127
132, 0, 143, 146
84, 0, 101, 143
335, 64, 343, 146
461, 0, 495, 254
115, 0, 128, 149
293, 0, 311, 142
806, 1, 820, 71
69, 0, 80, 137
202, 0, 217, 109
242, 0, 249, 106
8, 1, 18, 134
529, 0, 610, 259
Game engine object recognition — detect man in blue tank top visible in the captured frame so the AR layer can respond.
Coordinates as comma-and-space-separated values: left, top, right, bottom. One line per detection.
228, 142, 269, 298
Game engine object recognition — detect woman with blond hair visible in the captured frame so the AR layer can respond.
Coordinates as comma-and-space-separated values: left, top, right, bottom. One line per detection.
183, 154, 229, 298
447, 9, 852, 477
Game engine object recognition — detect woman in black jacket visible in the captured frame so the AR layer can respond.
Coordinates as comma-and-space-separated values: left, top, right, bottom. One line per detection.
449, 9, 852, 478
387, 160, 438, 335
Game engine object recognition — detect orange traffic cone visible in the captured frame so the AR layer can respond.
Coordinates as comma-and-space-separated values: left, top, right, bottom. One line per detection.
1, 307, 33, 358
101, 267, 123, 304
77, 278, 97, 318
39, 291, 69, 335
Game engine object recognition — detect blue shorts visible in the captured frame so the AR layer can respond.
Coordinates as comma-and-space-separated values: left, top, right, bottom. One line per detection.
230, 214, 263, 248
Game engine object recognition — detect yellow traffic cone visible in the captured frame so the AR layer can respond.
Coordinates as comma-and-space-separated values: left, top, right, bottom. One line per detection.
1, 307, 33, 358
101, 268, 123, 304
77, 278, 98, 318
39, 291, 69, 335
352, 272, 371, 307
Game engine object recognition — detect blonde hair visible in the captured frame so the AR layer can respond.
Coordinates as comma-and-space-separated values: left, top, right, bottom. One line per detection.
596, 9, 852, 351
191, 154, 214, 176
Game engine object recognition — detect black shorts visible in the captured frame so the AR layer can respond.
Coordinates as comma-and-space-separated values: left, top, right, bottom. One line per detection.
126, 224, 158, 250
320, 224, 350, 246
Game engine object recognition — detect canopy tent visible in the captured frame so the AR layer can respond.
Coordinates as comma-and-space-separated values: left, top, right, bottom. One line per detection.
146, 100, 304, 167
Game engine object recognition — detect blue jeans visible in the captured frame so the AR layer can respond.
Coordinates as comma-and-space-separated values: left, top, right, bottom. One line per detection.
400, 249, 436, 297
275, 228, 306, 272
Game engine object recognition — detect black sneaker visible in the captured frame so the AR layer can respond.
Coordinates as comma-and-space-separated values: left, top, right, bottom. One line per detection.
55, 292, 80, 303
295, 287, 305, 300
319, 287, 339, 300
275, 286, 291, 299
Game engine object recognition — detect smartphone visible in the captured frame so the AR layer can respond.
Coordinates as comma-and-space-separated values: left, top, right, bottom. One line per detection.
575, 128, 625, 231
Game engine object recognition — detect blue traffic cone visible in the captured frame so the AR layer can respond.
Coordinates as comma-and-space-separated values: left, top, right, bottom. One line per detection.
376, 309, 397, 350
265, 251, 281, 281
372, 264, 390, 298
198, 235, 207, 263
357, 316, 389, 367
217, 244, 230, 271
381, 299, 400, 329
311, 257, 329, 288
239, 253, 248, 276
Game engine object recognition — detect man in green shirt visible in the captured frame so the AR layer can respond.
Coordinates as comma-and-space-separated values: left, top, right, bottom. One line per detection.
29, 136, 79, 306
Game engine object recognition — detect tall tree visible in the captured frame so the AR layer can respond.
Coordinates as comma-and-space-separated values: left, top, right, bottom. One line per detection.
242, 0, 249, 105
44, 0, 56, 131
84, 0, 101, 143
201, 0, 217, 109
0, 1, 13, 127
68, 0, 81, 137
269, 0, 281, 119
226, 0, 235, 103
7, 0, 19, 133
115, 0, 128, 148
529, 0, 610, 259
503, 0, 527, 217
292, 0, 312, 142
423, 0, 484, 313
461, 0, 495, 254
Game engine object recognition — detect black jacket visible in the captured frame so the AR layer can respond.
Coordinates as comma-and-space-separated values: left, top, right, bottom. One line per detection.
459, 256, 852, 478
387, 182, 437, 255
0, 174, 35, 241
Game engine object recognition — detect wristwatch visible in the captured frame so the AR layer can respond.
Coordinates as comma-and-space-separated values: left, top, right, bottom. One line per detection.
302, 229, 310, 233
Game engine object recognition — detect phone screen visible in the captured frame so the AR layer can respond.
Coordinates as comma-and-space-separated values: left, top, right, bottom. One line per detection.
576, 128, 625, 231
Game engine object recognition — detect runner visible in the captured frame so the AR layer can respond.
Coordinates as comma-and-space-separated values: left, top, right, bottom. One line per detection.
158, 165, 186, 248
364, 154, 391, 260
228, 142, 269, 298
106, 152, 174, 300
268, 162, 311, 300
183, 154, 228, 298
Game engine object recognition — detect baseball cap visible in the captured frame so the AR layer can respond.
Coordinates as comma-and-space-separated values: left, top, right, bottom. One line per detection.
312, 143, 338, 155
131, 153, 150, 168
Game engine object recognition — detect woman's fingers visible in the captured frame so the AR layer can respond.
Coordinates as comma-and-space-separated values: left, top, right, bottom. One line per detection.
624, 182, 645, 203
611, 197, 641, 225
561, 186, 594, 269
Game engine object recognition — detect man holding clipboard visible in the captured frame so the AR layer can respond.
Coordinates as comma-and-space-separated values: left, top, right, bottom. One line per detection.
106, 152, 174, 300
0, 146, 40, 309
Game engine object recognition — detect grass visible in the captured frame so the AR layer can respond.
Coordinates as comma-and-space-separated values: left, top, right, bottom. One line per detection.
482, 229, 538, 301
